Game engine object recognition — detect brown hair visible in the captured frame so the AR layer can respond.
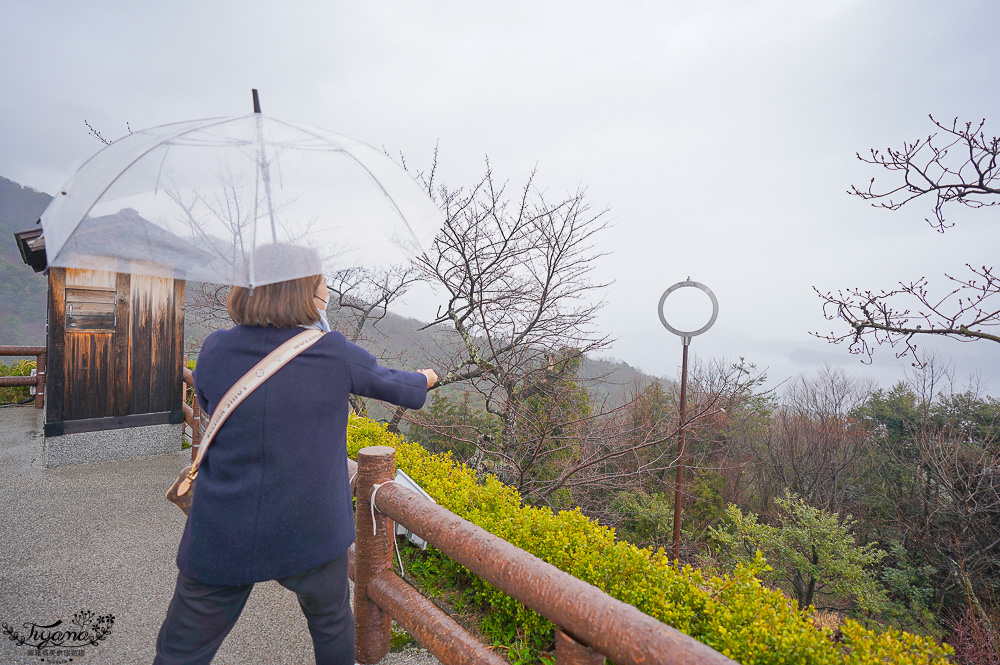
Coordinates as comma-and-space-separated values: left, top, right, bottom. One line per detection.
227, 274, 322, 328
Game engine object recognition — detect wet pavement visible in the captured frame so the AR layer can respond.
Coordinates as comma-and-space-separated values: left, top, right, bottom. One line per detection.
0, 405, 439, 665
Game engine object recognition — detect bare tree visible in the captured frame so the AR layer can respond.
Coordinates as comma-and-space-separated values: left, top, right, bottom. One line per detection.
814, 265, 1000, 362
747, 411, 870, 516
397, 160, 612, 443
912, 401, 1000, 639
737, 366, 873, 516
185, 282, 235, 349
326, 265, 424, 344
84, 119, 131, 145
815, 116, 1000, 362
783, 364, 874, 420
848, 116, 1000, 232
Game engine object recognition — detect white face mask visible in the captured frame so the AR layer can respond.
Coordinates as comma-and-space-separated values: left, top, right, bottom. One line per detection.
316, 307, 331, 333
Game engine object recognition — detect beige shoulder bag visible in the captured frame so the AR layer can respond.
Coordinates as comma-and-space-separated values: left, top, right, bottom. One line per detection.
166, 329, 324, 515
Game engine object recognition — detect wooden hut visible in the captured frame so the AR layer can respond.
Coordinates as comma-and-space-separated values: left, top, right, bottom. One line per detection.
15, 227, 186, 466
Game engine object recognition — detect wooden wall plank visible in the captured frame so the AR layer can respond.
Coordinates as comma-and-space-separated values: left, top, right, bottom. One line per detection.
169, 280, 186, 412
66, 268, 116, 288
67, 313, 116, 331
129, 274, 153, 414
64, 332, 89, 420
89, 333, 114, 419
46, 268, 66, 426
64, 287, 117, 303
114, 272, 131, 417
149, 276, 172, 412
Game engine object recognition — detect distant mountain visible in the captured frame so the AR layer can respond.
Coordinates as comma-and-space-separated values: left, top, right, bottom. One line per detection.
322, 308, 670, 408
0, 177, 51, 345
579, 355, 675, 406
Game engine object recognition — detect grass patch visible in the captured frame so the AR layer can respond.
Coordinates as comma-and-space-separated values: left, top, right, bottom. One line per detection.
0, 359, 35, 405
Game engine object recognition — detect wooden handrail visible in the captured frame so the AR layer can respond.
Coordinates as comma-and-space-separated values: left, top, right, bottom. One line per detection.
0, 346, 46, 409
181, 366, 202, 461
349, 447, 736, 665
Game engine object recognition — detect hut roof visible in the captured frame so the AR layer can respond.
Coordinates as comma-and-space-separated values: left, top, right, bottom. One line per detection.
14, 226, 46, 273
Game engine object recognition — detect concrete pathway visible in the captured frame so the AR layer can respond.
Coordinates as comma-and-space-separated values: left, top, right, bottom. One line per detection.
0, 405, 439, 665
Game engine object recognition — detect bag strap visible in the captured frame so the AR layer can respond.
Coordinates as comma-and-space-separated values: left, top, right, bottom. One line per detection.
189, 328, 324, 475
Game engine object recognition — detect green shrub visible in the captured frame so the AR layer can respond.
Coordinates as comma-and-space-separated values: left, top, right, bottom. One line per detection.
709, 495, 889, 616
0, 359, 36, 404
346, 416, 952, 665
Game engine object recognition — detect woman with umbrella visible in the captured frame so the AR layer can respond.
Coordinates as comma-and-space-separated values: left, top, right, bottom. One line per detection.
154, 243, 437, 665
37, 102, 446, 664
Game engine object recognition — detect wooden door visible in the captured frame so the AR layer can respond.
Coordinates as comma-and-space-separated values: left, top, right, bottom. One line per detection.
45, 267, 185, 435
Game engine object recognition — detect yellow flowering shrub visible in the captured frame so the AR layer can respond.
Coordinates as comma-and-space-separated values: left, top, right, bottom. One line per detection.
840, 621, 954, 665
346, 416, 952, 665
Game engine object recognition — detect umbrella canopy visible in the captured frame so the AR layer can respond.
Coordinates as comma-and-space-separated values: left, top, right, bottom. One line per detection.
40, 113, 444, 287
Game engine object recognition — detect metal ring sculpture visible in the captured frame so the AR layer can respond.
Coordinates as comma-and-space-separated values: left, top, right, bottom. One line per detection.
657, 280, 719, 341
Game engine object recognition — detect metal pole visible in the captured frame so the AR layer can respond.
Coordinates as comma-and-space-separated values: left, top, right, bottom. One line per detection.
672, 340, 689, 561
658, 279, 717, 562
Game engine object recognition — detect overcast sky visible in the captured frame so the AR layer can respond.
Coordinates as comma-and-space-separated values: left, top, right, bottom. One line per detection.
3, 0, 998, 395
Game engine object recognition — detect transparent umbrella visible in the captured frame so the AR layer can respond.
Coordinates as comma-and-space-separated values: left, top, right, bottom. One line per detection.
40, 96, 444, 287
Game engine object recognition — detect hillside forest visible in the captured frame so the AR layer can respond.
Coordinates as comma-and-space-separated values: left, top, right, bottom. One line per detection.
405, 356, 998, 659
0, 176, 49, 345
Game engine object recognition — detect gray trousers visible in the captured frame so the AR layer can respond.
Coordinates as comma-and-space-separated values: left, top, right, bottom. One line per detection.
154, 551, 354, 664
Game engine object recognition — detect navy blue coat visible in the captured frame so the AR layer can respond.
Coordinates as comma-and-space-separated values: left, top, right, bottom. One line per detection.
178, 325, 428, 586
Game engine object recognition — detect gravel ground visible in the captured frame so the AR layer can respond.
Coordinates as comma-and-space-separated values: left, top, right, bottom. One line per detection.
0, 405, 440, 665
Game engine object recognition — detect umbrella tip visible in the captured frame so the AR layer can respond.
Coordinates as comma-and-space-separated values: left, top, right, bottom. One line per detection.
252, 89, 261, 114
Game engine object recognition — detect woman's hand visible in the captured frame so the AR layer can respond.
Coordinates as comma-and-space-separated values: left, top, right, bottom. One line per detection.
418, 369, 438, 388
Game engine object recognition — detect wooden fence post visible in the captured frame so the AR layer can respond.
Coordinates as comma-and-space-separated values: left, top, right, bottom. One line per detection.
34, 351, 46, 409
182, 364, 201, 461
354, 446, 397, 664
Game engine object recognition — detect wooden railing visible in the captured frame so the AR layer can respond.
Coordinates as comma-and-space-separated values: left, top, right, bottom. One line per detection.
181, 366, 204, 461
348, 446, 736, 665
0, 346, 46, 409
